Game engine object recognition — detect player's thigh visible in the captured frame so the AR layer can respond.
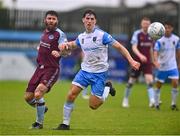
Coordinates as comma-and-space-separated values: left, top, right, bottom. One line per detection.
155, 70, 167, 83
41, 67, 59, 90
72, 70, 90, 88
34, 83, 48, 99
143, 63, 153, 82
89, 95, 103, 110
168, 69, 179, 88
144, 74, 154, 84
90, 71, 108, 98
26, 68, 41, 93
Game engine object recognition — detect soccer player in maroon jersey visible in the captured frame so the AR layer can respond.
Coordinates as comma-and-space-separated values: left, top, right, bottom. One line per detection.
24, 10, 67, 129
122, 17, 155, 108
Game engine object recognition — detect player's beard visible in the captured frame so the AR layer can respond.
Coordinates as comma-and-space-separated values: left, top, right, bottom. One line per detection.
45, 22, 57, 31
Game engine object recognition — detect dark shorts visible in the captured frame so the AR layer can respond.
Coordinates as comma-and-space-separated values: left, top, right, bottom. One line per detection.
26, 66, 60, 93
130, 63, 152, 78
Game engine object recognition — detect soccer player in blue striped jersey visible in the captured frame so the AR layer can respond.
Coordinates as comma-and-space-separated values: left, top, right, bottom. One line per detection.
52, 9, 140, 130
153, 21, 180, 110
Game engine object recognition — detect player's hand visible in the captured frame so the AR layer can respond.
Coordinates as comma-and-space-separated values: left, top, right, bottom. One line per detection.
59, 43, 69, 51
51, 50, 61, 58
153, 61, 160, 69
131, 60, 140, 70
139, 54, 147, 63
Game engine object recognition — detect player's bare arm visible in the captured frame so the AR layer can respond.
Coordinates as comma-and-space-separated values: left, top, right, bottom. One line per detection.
132, 44, 147, 63
52, 41, 77, 58
150, 46, 154, 64
176, 48, 180, 70
112, 41, 140, 70
59, 41, 77, 51
153, 50, 160, 68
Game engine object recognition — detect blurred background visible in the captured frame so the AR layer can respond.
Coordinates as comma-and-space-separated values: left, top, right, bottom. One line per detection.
0, 0, 179, 82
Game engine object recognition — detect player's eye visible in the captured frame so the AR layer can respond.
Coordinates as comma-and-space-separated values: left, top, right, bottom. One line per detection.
47, 17, 56, 21
86, 17, 94, 21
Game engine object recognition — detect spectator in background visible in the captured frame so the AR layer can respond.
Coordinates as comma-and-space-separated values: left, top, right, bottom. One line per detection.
122, 17, 155, 108
24, 10, 67, 129
153, 21, 180, 110
52, 9, 140, 130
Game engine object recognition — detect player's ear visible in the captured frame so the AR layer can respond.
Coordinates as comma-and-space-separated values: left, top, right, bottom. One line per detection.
171, 26, 174, 31
82, 18, 85, 23
95, 19, 97, 24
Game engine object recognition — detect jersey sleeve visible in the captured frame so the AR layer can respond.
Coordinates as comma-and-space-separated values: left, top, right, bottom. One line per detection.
176, 39, 180, 49
154, 40, 161, 51
75, 37, 81, 47
130, 31, 138, 45
102, 32, 116, 46
58, 31, 68, 44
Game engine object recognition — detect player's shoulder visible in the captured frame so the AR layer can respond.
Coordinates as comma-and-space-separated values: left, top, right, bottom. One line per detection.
77, 31, 85, 39
158, 34, 179, 42
94, 28, 111, 38
131, 29, 142, 38
94, 28, 105, 33
78, 28, 106, 38
171, 34, 179, 40
55, 28, 66, 35
133, 29, 141, 35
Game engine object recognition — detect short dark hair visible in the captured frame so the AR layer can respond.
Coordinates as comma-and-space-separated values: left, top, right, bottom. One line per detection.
164, 21, 174, 27
83, 9, 97, 19
45, 10, 58, 18
141, 17, 151, 21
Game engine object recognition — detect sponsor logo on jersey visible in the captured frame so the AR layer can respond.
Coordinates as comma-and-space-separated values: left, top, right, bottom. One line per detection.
93, 37, 97, 42
162, 42, 165, 46
173, 41, 175, 45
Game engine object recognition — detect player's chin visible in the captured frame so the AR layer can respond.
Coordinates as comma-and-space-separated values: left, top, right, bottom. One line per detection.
47, 25, 56, 31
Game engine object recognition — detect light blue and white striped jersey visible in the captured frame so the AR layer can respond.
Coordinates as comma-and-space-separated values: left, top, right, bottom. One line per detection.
154, 34, 180, 71
75, 28, 116, 73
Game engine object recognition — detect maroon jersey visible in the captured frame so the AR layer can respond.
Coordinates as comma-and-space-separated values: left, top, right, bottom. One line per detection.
131, 29, 154, 64
37, 28, 67, 68
26, 28, 67, 92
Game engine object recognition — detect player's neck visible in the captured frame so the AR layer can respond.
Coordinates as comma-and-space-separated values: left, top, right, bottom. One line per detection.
86, 29, 93, 33
142, 29, 148, 34
86, 27, 95, 33
46, 27, 56, 32
165, 33, 172, 38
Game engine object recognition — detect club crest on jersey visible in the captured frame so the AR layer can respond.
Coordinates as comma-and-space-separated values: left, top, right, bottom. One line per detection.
173, 41, 175, 45
162, 42, 165, 46
48, 35, 54, 40
93, 37, 97, 42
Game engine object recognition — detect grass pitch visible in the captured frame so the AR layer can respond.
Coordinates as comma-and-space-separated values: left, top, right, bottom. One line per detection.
0, 80, 180, 135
